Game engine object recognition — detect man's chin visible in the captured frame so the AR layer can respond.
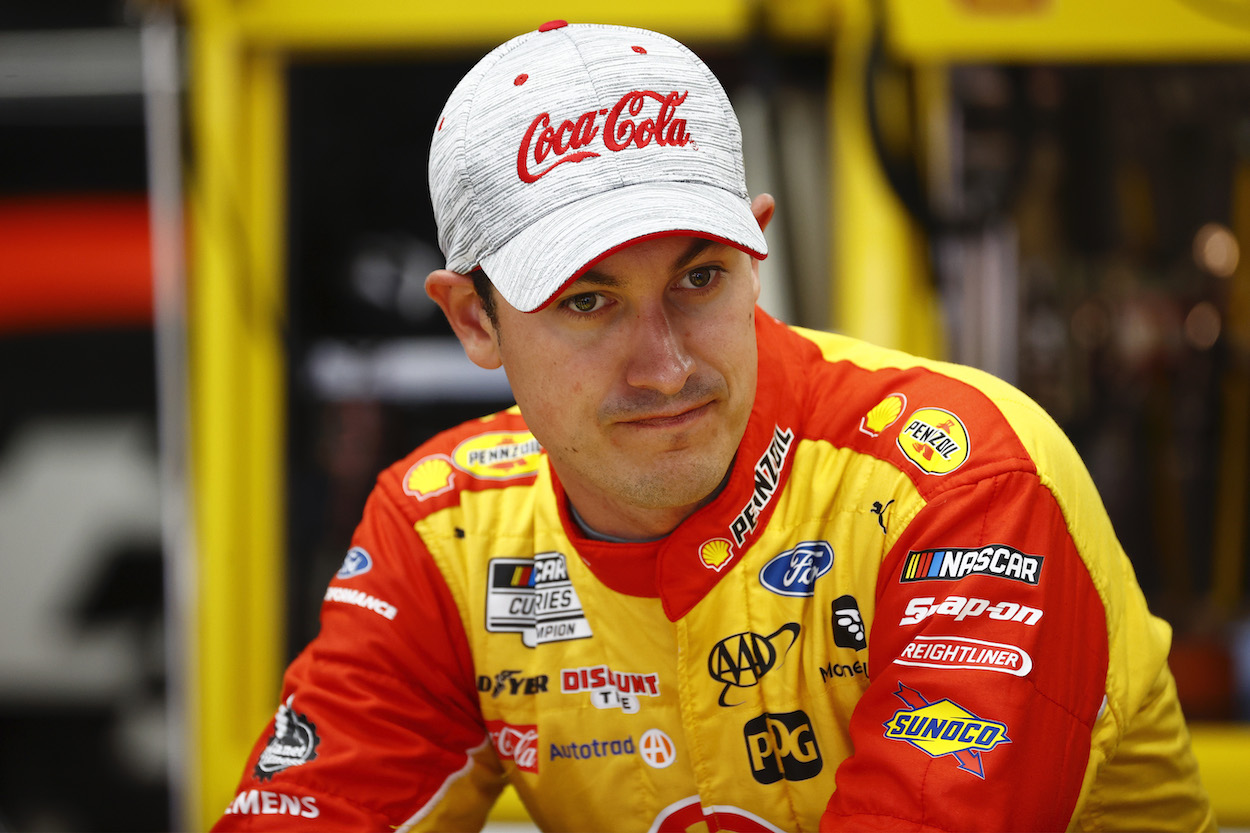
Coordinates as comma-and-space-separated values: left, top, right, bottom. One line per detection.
612, 457, 733, 512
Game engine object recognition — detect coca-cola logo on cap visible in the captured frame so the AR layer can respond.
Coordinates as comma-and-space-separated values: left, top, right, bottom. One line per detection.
487, 719, 539, 773
517, 90, 692, 183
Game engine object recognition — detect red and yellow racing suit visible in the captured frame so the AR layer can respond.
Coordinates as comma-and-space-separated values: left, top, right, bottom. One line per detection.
214, 311, 1214, 832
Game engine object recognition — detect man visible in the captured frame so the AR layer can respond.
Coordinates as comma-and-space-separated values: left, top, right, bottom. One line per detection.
214, 21, 1214, 832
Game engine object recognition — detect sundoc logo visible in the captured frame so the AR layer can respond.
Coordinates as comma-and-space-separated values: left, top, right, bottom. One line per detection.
335, 547, 372, 579
759, 542, 833, 597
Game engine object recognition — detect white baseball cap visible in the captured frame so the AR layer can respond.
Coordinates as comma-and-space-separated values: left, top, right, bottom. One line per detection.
429, 20, 768, 313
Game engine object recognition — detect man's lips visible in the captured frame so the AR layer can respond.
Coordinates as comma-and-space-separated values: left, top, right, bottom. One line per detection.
619, 400, 714, 428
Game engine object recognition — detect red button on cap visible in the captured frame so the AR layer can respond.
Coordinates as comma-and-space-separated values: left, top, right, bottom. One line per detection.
538, 20, 568, 32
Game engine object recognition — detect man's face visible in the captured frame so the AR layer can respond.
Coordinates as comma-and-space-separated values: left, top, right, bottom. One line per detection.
489, 235, 761, 539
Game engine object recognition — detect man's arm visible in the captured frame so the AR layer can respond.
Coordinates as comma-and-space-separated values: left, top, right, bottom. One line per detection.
823, 468, 1112, 831
212, 477, 502, 831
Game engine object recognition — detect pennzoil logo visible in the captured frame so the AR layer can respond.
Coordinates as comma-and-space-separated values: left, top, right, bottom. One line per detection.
718, 424, 793, 562
402, 454, 456, 500
883, 683, 1010, 778
452, 431, 543, 480
898, 407, 969, 475
859, 392, 907, 437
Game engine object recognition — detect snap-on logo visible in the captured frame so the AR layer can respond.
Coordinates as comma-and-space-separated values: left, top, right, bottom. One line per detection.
517, 90, 692, 183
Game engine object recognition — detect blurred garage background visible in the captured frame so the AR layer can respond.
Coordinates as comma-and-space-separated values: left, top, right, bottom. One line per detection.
1, 0, 1248, 829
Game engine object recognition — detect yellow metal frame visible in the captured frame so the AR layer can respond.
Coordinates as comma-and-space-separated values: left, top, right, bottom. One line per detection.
185, 0, 1250, 828
884, 0, 1250, 61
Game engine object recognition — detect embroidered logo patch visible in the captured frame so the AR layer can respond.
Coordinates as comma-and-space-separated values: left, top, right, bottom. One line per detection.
882, 683, 1010, 777
254, 696, 320, 781
898, 407, 970, 475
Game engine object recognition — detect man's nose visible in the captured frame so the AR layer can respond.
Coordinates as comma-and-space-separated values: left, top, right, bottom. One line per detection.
624, 304, 695, 395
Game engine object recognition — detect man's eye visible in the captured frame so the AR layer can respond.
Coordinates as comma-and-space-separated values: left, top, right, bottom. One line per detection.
684, 268, 716, 288
566, 293, 602, 313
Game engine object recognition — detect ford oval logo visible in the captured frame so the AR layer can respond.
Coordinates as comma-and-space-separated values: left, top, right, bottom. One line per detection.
759, 541, 834, 597
336, 546, 373, 579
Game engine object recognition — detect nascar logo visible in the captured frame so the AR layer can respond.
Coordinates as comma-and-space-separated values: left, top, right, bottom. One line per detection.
901, 545, 1043, 585
882, 683, 1010, 778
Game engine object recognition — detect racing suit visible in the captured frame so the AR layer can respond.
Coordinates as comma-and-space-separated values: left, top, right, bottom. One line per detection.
214, 311, 1214, 832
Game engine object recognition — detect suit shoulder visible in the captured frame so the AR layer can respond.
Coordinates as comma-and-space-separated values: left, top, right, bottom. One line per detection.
375, 406, 544, 515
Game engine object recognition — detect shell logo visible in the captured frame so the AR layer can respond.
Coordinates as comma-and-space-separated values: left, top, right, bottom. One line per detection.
699, 538, 734, 572
897, 407, 970, 475
452, 431, 543, 480
859, 392, 907, 437
403, 455, 456, 500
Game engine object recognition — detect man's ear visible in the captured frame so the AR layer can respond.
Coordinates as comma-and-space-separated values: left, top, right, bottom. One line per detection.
425, 269, 502, 370
751, 192, 776, 233
748, 193, 776, 302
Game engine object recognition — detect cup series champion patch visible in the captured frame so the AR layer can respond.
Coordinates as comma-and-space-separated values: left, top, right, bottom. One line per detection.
486, 552, 593, 647
254, 696, 320, 781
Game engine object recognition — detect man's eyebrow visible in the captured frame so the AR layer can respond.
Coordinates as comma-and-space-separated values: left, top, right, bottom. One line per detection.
575, 237, 723, 288
673, 237, 717, 270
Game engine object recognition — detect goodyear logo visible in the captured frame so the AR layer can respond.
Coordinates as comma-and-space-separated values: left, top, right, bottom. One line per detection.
898, 408, 969, 475
453, 431, 543, 480
882, 683, 1010, 778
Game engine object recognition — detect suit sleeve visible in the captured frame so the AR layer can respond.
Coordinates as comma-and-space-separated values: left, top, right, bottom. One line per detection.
822, 469, 1109, 832
212, 474, 503, 831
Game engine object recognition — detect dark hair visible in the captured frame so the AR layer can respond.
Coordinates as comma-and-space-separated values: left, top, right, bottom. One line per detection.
469, 268, 499, 328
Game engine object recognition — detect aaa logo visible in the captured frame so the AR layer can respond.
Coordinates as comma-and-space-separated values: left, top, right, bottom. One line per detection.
882, 683, 1010, 777
707, 623, 800, 707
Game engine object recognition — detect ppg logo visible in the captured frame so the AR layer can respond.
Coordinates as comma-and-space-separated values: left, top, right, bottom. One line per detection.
742, 710, 822, 784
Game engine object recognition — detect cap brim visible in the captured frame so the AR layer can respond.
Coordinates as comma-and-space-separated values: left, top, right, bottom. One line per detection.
479, 182, 768, 313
